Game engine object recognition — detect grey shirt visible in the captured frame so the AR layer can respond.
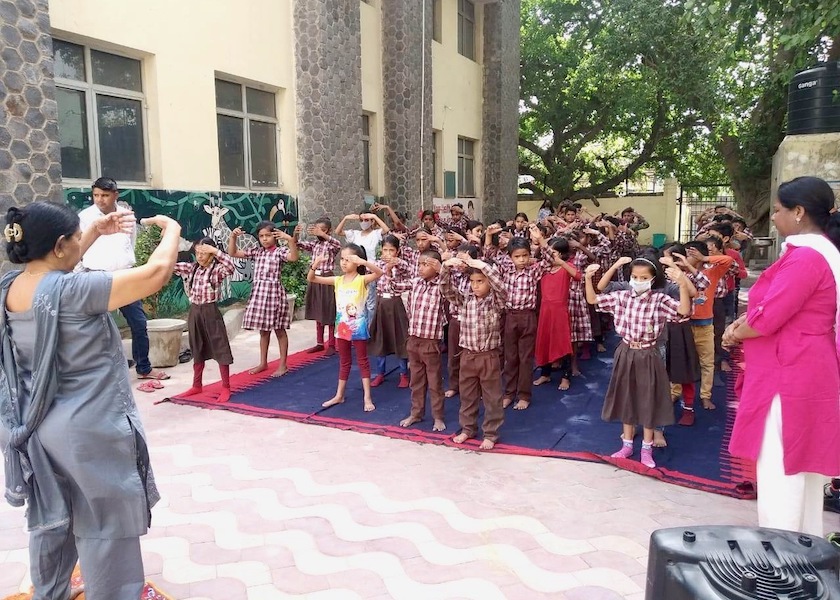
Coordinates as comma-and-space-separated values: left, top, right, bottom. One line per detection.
3, 271, 158, 536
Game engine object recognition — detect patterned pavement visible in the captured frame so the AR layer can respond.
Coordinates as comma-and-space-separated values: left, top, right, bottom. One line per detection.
2, 319, 835, 599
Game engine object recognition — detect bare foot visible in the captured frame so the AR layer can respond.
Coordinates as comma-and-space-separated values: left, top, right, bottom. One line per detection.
433, 419, 446, 431
513, 399, 530, 410
364, 399, 376, 412
721, 360, 732, 372
502, 397, 513, 409
399, 415, 421, 428
453, 432, 472, 444
597, 344, 607, 353
558, 378, 570, 391
571, 368, 583, 377
701, 399, 716, 410
181, 386, 203, 397
322, 396, 344, 408
533, 376, 551, 386
248, 363, 268, 375
479, 439, 496, 450
445, 389, 458, 398
653, 430, 667, 448
271, 366, 289, 377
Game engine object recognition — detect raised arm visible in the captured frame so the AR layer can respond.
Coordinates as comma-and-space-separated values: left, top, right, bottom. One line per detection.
584, 263, 600, 305
335, 214, 358, 237
306, 256, 336, 286
80, 210, 137, 257
439, 260, 465, 307
109, 216, 181, 311
228, 227, 247, 258
597, 256, 631, 291
274, 229, 299, 262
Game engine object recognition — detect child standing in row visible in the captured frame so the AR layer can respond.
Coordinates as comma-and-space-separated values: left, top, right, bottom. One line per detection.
441, 257, 508, 450
444, 244, 480, 398
230, 222, 298, 376
486, 223, 553, 410
585, 259, 692, 468
174, 238, 237, 403
307, 245, 383, 411
297, 218, 341, 356
391, 250, 448, 431
369, 235, 411, 388
533, 237, 580, 391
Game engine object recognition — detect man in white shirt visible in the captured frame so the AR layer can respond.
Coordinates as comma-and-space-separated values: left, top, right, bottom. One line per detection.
79, 177, 169, 380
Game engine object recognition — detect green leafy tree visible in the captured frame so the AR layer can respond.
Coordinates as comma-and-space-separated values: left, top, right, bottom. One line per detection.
519, 0, 722, 202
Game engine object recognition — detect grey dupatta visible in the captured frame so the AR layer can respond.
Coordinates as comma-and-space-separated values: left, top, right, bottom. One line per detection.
0, 270, 68, 529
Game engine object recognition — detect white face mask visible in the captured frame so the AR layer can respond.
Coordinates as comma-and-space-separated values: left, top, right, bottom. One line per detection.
359, 221, 372, 231
629, 279, 652, 295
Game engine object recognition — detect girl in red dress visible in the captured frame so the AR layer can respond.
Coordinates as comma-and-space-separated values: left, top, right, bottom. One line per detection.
533, 238, 580, 391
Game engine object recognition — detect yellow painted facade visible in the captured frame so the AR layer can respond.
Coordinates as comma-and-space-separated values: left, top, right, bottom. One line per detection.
50, 0, 486, 199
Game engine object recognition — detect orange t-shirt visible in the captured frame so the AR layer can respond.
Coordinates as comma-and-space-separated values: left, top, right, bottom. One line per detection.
692, 255, 734, 321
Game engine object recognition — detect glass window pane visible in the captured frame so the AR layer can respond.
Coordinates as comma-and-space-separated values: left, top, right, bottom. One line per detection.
53, 40, 86, 81
56, 88, 90, 179
91, 50, 142, 92
464, 21, 474, 60
96, 94, 146, 182
362, 114, 370, 137
363, 139, 371, 191
465, 158, 475, 196
465, 139, 474, 157
249, 120, 278, 187
246, 87, 276, 118
458, 157, 465, 196
464, 0, 474, 20
216, 80, 243, 111
217, 114, 246, 187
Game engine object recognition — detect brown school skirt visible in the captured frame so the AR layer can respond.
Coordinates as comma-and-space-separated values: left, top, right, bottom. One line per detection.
368, 295, 409, 358
304, 280, 337, 324
602, 342, 674, 428
666, 321, 700, 384
188, 303, 234, 365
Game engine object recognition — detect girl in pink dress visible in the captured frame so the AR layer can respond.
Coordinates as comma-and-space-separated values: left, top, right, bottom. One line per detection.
533, 237, 580, 391
726, 176, 840, 536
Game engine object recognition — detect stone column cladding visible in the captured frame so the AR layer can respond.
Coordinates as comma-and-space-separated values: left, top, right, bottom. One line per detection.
293, 0, 365, 224
0, 0, 63, 215
381, 0, 433, 216
481, 0, 520, 222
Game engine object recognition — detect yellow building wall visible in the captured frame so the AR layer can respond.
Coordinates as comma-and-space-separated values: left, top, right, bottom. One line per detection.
49, 0, 297, 193
518, 180, 681, 245
432, 0, 483, 199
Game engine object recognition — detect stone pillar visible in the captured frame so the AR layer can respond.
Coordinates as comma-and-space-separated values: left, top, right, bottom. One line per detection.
481, 0, 520, 222
380, 0, 433, 215
293, 0, 364, 223
0, 0, 63, 214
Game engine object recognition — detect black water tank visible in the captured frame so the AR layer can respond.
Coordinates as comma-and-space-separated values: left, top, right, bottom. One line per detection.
788, 62, 840, 135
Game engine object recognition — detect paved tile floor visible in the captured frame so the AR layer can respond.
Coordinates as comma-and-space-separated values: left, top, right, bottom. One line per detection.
1, 318, 836, 599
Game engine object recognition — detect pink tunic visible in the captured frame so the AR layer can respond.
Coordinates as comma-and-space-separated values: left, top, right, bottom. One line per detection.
729, 245, 840, 475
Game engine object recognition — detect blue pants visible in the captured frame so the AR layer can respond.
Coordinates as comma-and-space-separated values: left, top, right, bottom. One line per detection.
376, 356, 408, 377
120, 300, 152, 376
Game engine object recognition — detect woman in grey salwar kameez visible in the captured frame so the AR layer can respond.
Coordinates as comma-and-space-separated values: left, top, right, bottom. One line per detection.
0, 203, 181, 600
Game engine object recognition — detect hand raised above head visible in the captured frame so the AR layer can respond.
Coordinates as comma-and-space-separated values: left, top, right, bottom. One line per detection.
96, 210, 135, 235
614, 256, 633, 267
443, 257, 463, 268
584, 263, 600, 276
230, 226, 244, 237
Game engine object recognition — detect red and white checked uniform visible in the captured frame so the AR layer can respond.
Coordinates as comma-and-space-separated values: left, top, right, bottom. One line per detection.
173, 251, 236, 305
445, 269, 471, 319
595, 289, 683, 346
440, 263, 507, 352
242, 245, 292, 331
375, 258, 411, 294
487, 247, 553, 311
297, 236, 341, 274
392, 275, 446, 340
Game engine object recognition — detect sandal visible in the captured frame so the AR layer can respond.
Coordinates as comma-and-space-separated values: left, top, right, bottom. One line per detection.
137, 381, 163, 393
138, 369, 171, 380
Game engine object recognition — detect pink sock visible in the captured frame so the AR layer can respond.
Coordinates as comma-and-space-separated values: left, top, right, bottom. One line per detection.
640, 441, 656, 468
611, 437, 633, 459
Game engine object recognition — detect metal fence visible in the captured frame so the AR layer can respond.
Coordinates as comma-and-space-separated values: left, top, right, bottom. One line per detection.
677, 185, 736, 242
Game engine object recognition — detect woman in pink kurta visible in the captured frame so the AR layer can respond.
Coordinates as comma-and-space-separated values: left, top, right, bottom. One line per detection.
725, 176, 840, 536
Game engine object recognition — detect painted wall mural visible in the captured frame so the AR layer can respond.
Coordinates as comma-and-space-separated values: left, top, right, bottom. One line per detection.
65, 188, 300, 316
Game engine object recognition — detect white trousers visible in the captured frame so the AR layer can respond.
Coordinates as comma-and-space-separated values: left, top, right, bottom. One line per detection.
756, 395, 827, 537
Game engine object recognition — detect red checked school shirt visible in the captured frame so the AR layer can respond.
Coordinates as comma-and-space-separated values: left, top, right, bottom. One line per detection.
173, 251, 237, 305
440, 263, 507, 352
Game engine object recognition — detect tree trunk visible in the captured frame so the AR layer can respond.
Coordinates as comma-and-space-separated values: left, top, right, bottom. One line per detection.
731, 174, 771, 235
